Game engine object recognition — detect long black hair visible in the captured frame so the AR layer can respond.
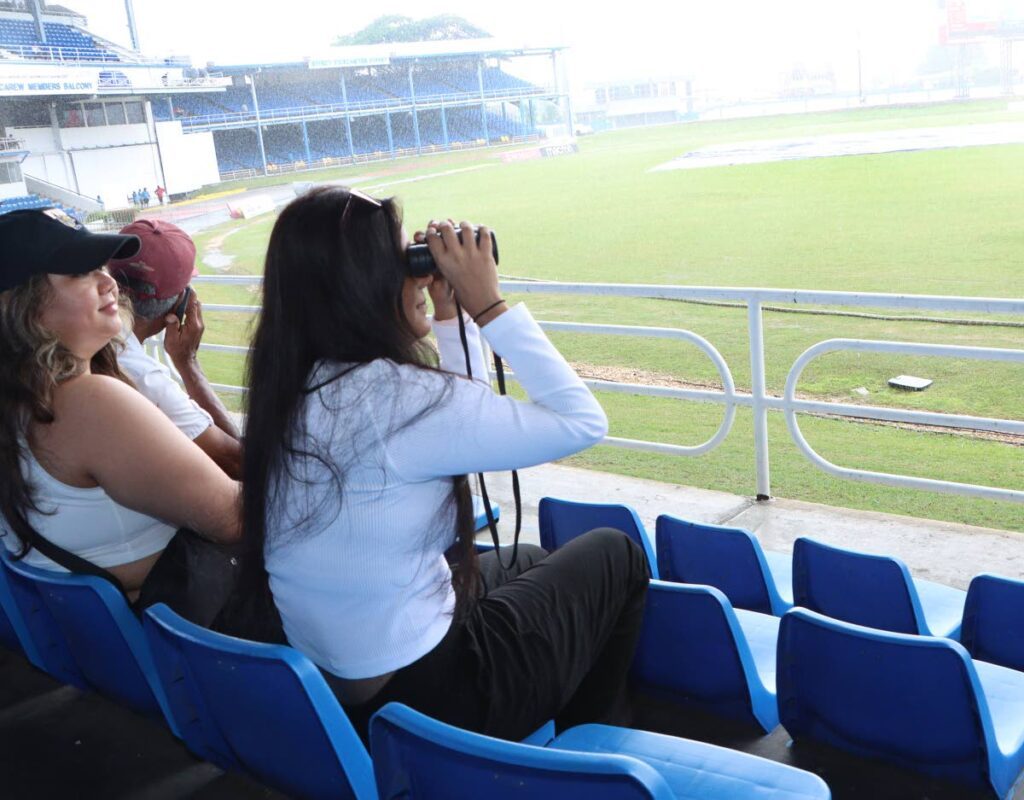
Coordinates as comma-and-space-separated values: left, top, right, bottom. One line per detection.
239, 186, 479, 623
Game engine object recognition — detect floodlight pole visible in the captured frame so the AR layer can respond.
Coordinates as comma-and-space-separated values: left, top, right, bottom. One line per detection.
248, 73, 268, 176
124, 0, 140, 51
477, 60, 489, 143
408, 64, 421, 153
29, 0, 46, 43
340, 72, 355, 159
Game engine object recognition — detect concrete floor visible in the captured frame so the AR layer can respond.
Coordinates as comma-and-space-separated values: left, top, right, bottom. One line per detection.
479, 463, 1024, 589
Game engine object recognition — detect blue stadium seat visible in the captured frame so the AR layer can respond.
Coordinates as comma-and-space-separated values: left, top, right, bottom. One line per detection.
631, 581, 779, 732
538, 497, 658, 578
371, 701, 830, 800
143, 603, 376, 798
962, 574, 1024, 673
0, 550, 44, 665
1, 554, 177, 731
778, 607, 1024, 799
792, 537, 966, 638
0, 550, 88, 688
655, 515, 792, 615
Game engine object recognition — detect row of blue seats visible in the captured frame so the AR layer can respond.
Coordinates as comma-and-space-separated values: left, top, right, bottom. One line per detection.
209, 112, 534, 172
0, 545, 829, 799
541, 496, 1024, 798
6, 494, 1017, 795
0, 20, 114, 61
541, 496, 1022, 668
150, 69, 539, 123
0, 194, 85, 221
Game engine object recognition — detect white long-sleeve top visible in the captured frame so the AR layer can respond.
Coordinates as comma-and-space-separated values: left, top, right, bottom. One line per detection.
265, 303, 608, 679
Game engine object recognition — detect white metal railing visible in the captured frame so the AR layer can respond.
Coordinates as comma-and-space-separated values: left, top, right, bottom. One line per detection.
1, 42, 120, 63
0, 136, 24, 152
176, 87, 552, 131
187, 277, 1024, 504
216, 135, 541, 182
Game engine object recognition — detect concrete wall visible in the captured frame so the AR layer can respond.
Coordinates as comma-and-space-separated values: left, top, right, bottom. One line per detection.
155, 121, 219, 196
15, 110, 219, 207
0, 181, 27, 200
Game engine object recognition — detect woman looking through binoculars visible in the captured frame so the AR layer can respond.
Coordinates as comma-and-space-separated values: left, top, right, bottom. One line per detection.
240, 186, 650, 740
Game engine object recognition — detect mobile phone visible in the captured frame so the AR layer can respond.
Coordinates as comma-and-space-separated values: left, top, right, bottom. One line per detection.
174, 286, 193, 330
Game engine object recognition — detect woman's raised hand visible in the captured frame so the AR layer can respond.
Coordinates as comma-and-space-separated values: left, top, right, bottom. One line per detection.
425, 220, 506, 326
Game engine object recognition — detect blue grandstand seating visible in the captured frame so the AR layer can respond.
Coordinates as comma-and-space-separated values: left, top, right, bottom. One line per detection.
1, 555, 178, 733
167, 65, 537, 173
632, 581, 780, 732
962, 574, 1024, 673
371, 702, 831, 800
793, 537, 967, 639
0, 20, 117, 62
438, 68, 481, 93
778, 607, 1024, 799
655, 515, 793, 616
483, 66, 536, 92
0, 195, 86, 221
538, 497, 658, 578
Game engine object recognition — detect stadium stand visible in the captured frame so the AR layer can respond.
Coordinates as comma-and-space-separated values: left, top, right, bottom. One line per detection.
0, 193, 85, 220
0, 19, 119, 62
5, 523, 1022, 797
145, 62, 542, 174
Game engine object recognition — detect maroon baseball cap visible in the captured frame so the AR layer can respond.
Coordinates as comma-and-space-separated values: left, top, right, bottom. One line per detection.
107, 219, 198, 300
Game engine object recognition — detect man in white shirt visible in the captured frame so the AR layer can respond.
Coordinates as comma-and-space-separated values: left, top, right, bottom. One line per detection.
108, 219, 242, 479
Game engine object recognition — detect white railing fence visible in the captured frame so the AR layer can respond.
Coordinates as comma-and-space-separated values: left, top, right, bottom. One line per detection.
183, 277, 1024, 504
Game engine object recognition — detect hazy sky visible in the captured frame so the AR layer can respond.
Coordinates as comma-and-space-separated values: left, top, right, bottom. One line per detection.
63, 0, 984, 93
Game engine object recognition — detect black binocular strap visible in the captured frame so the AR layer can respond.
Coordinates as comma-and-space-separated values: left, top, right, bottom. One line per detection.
456, 306, 522, 570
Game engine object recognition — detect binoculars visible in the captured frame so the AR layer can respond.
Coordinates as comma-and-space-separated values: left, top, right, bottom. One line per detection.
406, 227, 500, 277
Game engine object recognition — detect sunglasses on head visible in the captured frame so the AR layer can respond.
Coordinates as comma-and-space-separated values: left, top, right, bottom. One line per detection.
340, 187, 382, 228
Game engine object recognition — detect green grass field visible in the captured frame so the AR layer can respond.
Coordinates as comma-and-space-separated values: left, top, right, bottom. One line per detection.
187, 100, 1024, 532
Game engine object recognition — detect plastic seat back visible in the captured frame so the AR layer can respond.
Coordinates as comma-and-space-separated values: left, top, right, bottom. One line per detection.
0, 552, 43, 665
1, 553, 87, 688
778, 607, 996, 792
4, 559, 175, 731
792, 537, 924, 634
143, 603, 376, 800
370, 702, 674, 800
632, 581, 776, 731
538, 498, 657, 578
962, 574, 1024, 672
655, 516, 782, 614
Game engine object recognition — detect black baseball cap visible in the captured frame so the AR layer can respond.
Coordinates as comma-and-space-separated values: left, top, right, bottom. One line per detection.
0, 208, 141, 293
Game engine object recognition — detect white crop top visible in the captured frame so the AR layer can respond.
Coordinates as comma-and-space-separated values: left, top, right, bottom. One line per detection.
1, 446, 177, 571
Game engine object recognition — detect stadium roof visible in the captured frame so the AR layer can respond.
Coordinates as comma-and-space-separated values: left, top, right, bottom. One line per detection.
211, 38, 565, 74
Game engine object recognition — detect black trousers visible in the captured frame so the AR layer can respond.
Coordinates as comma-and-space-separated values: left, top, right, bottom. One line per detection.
333, 527, 650, 743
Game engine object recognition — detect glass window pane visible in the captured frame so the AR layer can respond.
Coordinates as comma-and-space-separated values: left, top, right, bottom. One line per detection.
125, 102, 145, 124
105, 102, 126, 125
62, 105, 85, 127
84, 102, 105, 127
